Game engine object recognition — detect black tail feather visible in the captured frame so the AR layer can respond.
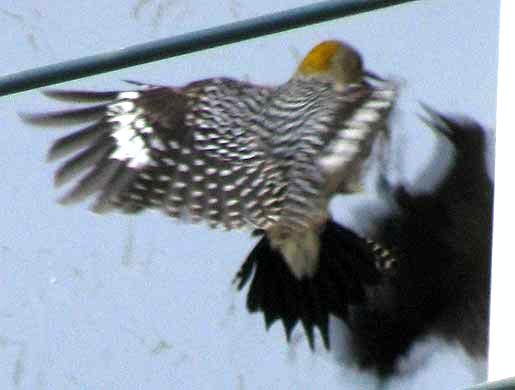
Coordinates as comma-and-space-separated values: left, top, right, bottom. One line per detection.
235, 219, 383, 349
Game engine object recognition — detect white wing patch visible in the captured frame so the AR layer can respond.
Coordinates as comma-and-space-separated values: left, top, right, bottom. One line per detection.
106, 100, 154, 169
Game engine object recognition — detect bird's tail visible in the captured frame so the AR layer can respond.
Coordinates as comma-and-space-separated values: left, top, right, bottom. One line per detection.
234, 219, 384, 349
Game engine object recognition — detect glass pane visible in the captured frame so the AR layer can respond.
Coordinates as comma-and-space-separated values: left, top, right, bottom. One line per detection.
3, 1, 499, 389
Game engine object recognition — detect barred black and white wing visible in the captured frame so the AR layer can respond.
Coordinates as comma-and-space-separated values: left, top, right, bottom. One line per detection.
23, 79, 278, 230
23, 76, 395, 234
316, 82, 396, 195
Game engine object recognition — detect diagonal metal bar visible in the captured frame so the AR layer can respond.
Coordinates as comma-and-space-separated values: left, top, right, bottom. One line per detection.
0, 0, 419, 96
466, 377, 515, 390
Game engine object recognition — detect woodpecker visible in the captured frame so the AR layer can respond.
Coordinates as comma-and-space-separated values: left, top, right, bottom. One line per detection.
23, 40, 397, 346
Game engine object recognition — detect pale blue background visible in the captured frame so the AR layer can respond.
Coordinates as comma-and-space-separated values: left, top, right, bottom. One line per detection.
1, 1, 499, 389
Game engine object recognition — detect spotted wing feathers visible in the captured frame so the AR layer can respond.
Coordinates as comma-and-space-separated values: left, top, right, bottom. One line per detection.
24, 77, 396, 232
24, 81, 282, 230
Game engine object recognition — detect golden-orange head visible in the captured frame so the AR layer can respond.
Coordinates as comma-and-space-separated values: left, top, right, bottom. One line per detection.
295, 40, 364, 87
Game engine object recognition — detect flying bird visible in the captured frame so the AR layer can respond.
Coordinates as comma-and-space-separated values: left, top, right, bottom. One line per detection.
22, 40, 398, 348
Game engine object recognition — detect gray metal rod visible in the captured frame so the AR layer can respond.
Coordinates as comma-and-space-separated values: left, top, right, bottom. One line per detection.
466, 377, 515, 390
0, 0, 419, 96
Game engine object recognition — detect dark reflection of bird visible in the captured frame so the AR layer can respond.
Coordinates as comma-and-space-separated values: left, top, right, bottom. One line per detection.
238, 106, 492, 378
341, 107, 492, 378
21, 41, 398, 349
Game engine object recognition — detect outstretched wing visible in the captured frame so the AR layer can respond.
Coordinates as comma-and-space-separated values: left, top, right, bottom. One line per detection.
23, 79, 277, 230
23, 76, 396, 234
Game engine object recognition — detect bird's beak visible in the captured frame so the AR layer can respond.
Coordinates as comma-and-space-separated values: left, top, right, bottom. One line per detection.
364, 70, 386, 82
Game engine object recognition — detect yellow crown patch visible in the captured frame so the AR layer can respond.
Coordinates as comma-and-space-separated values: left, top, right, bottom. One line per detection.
297, 41, 343, 75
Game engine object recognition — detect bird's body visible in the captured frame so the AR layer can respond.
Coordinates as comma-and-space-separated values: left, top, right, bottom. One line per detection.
23, 40, 397, 347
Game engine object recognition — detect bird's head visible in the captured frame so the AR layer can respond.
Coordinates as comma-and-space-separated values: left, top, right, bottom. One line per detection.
295, 40, 365, 88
